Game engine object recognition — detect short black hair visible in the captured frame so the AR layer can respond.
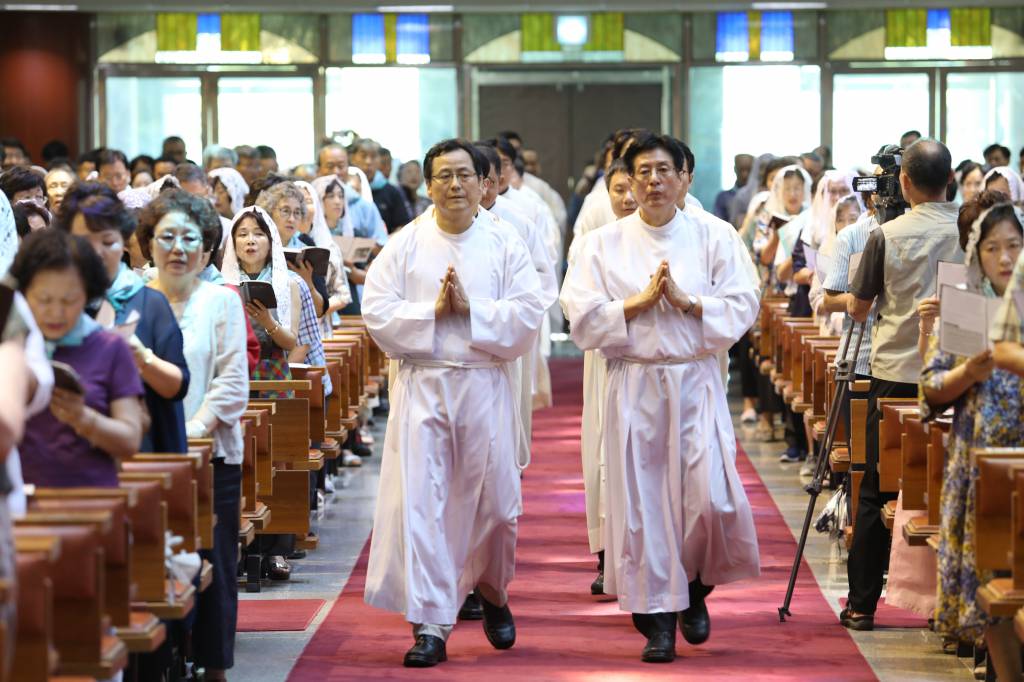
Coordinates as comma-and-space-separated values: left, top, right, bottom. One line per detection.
41, 140, 69, 163
622, 132, 685, 175
604, 158, 630, 188
902, 138, 952, 195
672, 138, 696, 174
983, 143, 1012, 162
153, 156, 176, 168
136, 188, 222, 261
97, 149, 128, 170
0, 166, 45, 201
12, 201, 51, 237
422, 138, 485, 183
54, 181, 136, 240
130, 155, 155, 175
497, 131, 522, 146
611, 129, 646, 162
473, 143, 500, 178
379, 147, 392, 159
245, 172, 286, 207
256, 145, 277, 160
488, 136, 518, 164
163, 135, 185, 146
900, 130, 922, 142
173, 162, 207, 186
0, 137, 27, 155
10, 227, 110, 301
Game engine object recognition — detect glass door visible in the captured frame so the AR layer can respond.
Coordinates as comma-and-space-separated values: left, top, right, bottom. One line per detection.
216, 76, 315, 171
831, 71, 932, 171
942, 70, 1024, 166
104, 76, 203, 161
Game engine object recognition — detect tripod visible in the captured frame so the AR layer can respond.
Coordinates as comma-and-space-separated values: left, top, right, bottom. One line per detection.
778, 319, 866, 622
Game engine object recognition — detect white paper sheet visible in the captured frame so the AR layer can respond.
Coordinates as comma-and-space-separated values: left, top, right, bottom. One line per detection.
939, 284, 989, 357
936, 260, 968, 295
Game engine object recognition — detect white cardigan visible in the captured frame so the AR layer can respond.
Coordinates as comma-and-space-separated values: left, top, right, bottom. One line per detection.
172, 281, 249, 465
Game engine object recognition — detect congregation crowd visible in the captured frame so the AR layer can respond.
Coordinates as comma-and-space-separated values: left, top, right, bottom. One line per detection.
3, 116, 1024, 678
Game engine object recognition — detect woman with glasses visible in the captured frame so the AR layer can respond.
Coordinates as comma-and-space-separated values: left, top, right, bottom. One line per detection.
138, 188, 249, 682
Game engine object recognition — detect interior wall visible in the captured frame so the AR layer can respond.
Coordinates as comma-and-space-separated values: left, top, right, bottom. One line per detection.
0, 12, 91, 163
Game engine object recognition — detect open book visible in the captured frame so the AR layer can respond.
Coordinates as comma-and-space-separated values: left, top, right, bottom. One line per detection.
239, 280, 278, 310
938, 284, 1003, 357
283, 246, 330, 279
333, 236, 376, 264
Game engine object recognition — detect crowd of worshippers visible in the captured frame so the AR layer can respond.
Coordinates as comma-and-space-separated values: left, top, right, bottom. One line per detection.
703, 129, 1024, 678
0, 129, 568, 678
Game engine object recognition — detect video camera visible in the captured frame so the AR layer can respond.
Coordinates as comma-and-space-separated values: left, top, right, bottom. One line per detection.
852, 144, 908, 224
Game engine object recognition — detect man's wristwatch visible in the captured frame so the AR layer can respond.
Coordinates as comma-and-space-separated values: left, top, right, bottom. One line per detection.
684, 294, 699, 314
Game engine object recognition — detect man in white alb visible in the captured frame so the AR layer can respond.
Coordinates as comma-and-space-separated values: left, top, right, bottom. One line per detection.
561, 133, 760, 663
361, 138, 548, 668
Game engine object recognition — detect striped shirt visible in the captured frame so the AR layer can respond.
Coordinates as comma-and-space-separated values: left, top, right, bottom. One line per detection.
822, 213, 877, 376
289, 272, 333, 397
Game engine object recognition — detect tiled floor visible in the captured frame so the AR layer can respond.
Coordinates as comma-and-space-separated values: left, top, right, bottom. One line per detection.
232, 360, 975, 682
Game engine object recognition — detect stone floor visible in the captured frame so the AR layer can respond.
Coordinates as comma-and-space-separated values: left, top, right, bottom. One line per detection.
232, 357, 976, 682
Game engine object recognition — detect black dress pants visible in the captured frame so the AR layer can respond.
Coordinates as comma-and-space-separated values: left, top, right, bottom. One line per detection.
193, 460, 242, 670
846, 377, 917, 615
732, 333, 759, 400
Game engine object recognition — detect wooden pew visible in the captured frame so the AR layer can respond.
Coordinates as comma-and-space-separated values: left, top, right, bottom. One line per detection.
13, 521, 129, 679
902, 417, 952, 545
12, 534, 59, 682
32, 486, 167, 655
975, 449, 1024, 617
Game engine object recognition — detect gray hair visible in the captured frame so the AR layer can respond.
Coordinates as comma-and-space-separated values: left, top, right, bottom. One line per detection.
203, 144, 238, 169
256, 181, 307, 220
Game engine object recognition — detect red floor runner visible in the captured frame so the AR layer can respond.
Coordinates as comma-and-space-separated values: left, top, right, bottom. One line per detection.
289, 358, 879, 680
237, 598, 325, 632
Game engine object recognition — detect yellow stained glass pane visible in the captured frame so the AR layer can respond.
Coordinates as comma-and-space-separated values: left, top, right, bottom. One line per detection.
156, 13, 197, 52
222, 14, 260, 51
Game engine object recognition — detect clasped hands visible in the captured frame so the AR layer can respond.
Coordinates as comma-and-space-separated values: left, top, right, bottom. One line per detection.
625, 260, 690, 318
435, 265, 470, 318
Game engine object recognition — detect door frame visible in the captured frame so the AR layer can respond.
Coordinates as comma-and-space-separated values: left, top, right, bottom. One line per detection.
94, 63, 321, 155
467, 66, 673, 141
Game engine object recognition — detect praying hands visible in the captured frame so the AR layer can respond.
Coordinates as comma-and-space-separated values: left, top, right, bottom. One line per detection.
435, 265, 470, 318
624, 260, 696, 320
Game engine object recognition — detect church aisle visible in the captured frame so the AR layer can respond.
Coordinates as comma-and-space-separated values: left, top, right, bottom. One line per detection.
280, 358, 883, 680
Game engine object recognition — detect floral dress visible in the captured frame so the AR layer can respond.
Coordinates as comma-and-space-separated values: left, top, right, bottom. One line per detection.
922, 333, 1024, 643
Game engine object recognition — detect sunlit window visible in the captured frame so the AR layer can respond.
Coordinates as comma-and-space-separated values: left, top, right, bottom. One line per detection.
216, 77, 314, 170
105, 77, 202, 161
832, 73, 930, 171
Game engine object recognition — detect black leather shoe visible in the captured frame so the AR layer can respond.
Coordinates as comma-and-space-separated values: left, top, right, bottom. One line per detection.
458, 592, 483, 621
590, 572, 604, 595
403, 635, 447, 667
839, 607, 874, 631
479, 593, 516, 649
641, 630, 676, 663
679, 577, 712, 644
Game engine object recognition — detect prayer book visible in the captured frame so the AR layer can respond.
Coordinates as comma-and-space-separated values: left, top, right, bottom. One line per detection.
768, 214, 790, 230
938, 284, 1002, 357
239, 280, 278, 310
333, 236, 376, 264
283, 246, 331, 279
51, 361, 85, 395
936, 260, 967, 294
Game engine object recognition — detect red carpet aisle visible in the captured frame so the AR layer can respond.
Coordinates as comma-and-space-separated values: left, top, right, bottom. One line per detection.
288, 358, 879, 681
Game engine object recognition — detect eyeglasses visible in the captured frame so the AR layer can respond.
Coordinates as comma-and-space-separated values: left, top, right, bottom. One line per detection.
432, 171, 478, 186
632, 164, 682, 182
154, 230, 203, 253
275, 207, 303, 220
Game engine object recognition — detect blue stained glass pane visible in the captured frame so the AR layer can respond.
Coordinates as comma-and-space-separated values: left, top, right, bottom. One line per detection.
927, 9, 951, 31
197, 13, 221, 35
396, 14, 430, 57
353, 13, 386, 57
761, 11, 794, 53
716, 12, 749, 55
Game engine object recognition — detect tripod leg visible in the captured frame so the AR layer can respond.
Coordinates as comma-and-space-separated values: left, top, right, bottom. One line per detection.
779, 381, 849, 619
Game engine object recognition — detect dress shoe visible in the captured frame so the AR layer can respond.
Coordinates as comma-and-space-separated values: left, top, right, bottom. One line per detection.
403, 635, 447, 667
839, 607, 874, 631
268, 556, 291, 581
632, 611, 677, 638
458, 592, 483, 621
286, 548, 307, 560
641, 630, 676, 663
590, 571, 604, 595
479, 593, 516, 649
679, 577, 713, 644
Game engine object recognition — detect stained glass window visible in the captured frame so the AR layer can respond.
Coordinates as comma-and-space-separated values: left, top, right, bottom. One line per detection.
715, 11, 793, 62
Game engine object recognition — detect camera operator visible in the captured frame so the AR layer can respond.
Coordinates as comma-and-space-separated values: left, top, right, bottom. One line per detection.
840, 139, 963, 631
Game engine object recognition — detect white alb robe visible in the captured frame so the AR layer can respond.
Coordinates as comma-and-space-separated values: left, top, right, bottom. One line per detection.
361, 209, 547, 626
487, 196, 558, 414
560, 208, 761, 614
